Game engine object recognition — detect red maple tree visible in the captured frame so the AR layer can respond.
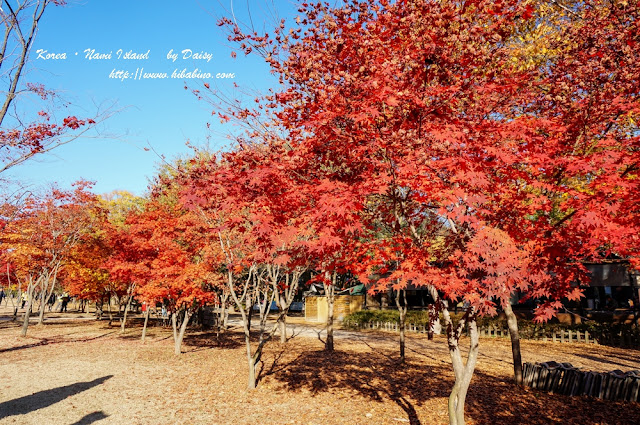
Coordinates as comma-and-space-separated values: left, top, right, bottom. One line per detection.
213, 0, 639, 422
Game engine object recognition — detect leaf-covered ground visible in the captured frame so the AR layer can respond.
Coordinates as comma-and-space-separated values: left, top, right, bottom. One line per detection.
1, 316, 639, 425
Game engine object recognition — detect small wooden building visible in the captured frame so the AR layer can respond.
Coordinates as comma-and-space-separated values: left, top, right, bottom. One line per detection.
304, 295, 365, 322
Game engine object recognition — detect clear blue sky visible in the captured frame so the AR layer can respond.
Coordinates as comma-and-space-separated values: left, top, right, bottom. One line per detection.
7, 0, 293, 196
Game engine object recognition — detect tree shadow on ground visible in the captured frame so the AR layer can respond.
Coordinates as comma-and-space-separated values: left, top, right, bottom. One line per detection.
466, 369, 640, 425
113, 327, 246, 350
183, 330, 244, 351
0, 321, 18, 330
70, 411, 109, 425
0, 331, 117, 354
110, 320, 174, 340
574, 351, 640, 370
265, 348, 449, 425
102, 318, 149, 329
265, 345, 640, 425
574, 353, 640, 370
0, 319, 97, 331
0, 376, 113, 419
0, 339, 50, 354
118, 333, 145, 341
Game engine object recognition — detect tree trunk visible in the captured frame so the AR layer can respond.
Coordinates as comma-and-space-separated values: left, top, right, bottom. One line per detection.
225, 265, 259, 389
12, 280, 22, 320
120, 300, 130, 334
174, 310, 191, 355
95, 299, 103, 320
20, 283, 35, 337
225, 263, 286, 389
247, 301, 254, 331
107, 293, 114, 325
432, 306, 442, 335
6, 292, 17, 318
216, 291, 229, 335
141, 307, 150, 342
427, 303, 436, 340
247, 353, 256, 389
37, 288, 47, 325
21, 301, 32, 337
241, 311, 257, 389
275, 285, 288, 344
326, 292, 334, 351
324, 271, 336, 352
271, 268, 303, 344
12, 296, 19, 320
279, 313, 287, 344
120, 284, 136, 334
399, 311, 406, 362
245, 321, 274, 390
502, 301, 523, 386
222, 305, 229, 329
5, 264, 16, 319
395, 288, 407, 362
172, 311, 178, 344
444, 311, 479, 425
37, 266, 59, 326
426, 286, 479, 425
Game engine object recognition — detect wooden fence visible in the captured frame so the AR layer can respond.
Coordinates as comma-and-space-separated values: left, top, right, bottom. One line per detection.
351, 321, 429, 333
523, 361, 640, 402
480, 326, 598, 344
345, 321, 639, 346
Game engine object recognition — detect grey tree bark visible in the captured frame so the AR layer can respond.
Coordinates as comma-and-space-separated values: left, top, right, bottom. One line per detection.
502, 300, 523, 385
427, 286, 480, 425
120, 283, 136, 334
394, 288, 408, 362
270, 266, 304, 344
323, 271, 337, 352
20, 278, 36, 337
36, 263, 59, 325
141, 306, 150, 342
172, 309, 192, 355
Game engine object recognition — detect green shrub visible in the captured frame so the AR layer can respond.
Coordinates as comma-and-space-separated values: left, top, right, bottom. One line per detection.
342, 309, 431, 328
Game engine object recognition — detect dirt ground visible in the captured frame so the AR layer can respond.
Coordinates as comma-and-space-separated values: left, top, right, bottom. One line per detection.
1, 312, 640, 425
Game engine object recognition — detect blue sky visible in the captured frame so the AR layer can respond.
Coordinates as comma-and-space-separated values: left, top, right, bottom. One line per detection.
6, 0, 293, 196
